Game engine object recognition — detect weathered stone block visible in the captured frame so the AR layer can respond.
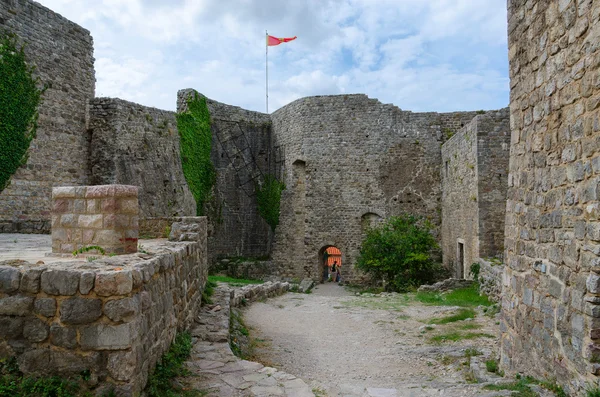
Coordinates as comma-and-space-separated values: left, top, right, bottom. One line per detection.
107, 350, 138, 381
60, 297, 102, 325
50, 324, 77, 349
79, 272, 95, 295
104, 297, 139, 322
78, 214, 103, 229
0, 317, 23, 338
80, 324, 131, 350
587, 273, 600, 293
0, 267, 20, 293
20, 268, 44, 294
34, 298, 56, 318
41, 270, 79, 295
23, 318, 48, 342
0, 297, 34, 316
95, 271, 133, 297
52, 187, 78, 199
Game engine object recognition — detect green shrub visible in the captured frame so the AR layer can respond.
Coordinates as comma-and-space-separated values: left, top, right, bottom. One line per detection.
485, 359, 498, 373
146, 332, 201, 397
176, 93, 215, 215
0, 32, 43, 193
255, 174, 285, 231
469, 262, 480, 280
356, 214, 443, 292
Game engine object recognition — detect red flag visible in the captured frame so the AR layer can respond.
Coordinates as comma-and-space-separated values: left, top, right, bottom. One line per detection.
267, 35, 297, 46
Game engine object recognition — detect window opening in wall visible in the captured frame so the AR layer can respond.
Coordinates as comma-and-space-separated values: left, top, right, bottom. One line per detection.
319, 246, 343, 284
445, 160, 449, 177
457, 242, 465, 279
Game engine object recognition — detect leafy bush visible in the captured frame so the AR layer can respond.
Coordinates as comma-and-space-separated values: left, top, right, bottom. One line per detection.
0, 32, 43, 193
356, 214, 443, 292
469, 262, 480, 280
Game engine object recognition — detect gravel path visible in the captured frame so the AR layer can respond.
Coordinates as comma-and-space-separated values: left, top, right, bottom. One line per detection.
244, 282, 504, 397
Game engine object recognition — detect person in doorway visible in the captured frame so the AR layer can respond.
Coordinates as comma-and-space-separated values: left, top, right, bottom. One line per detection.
330, 261, 338, 283
336, 266, 342, 284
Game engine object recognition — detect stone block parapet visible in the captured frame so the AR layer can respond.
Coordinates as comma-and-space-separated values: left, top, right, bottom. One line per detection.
51, 185, 139, 255
0, 224, 208, 395
230, 281, 290, 307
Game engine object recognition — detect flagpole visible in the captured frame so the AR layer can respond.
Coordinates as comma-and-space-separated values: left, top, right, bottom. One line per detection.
266, 30, 269, 114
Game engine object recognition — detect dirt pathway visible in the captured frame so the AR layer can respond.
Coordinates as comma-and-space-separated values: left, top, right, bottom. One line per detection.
243, 283, 505, 397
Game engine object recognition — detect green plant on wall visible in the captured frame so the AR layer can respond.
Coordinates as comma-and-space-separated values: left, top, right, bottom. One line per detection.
255, 174, 285, 231
0, 32, 43, 193
176, 92, 215, 215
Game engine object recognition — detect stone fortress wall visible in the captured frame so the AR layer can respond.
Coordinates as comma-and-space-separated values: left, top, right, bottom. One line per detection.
177, 90, 274, 262
441, 109, 511, 278
88, 98, 196, 219
8, 0, 600, 392
270, 95, 484, 282
0, 0, 95, 234
500, 0, 600, 392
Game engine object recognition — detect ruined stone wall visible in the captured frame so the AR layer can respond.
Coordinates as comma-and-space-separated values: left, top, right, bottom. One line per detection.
270, 94, 480, 283
441, 109, 510, 277
89, 98, 196, 219
501, 0, 600, 392
177, 90, 273, 263
441, 118, 479, 278
0, 227, 207, 395
0, 0, 95, 234
477, 108, 511, 259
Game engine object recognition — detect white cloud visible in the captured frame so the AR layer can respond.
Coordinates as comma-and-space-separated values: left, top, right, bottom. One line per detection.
38, 0, 509, 113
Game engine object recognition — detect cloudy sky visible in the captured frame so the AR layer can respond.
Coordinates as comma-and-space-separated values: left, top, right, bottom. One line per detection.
39, 0, 509, 114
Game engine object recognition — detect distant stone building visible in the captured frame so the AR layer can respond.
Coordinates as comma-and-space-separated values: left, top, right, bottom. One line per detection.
441, 109, 511, 278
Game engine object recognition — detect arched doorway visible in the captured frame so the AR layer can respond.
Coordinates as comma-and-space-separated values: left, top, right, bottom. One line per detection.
318, 245, 343, 283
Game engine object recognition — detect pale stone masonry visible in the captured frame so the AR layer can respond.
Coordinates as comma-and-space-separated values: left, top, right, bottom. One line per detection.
441, 109, 510, 278
0, 218, 207, 395
0, 0, 95, 233
501, 0, 600, 393
88, 98, 196, 219
51, 185, 139, 254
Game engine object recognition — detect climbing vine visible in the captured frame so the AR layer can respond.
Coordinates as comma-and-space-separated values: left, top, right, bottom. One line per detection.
176, 93, 215, 215
255, 174, 285, 231
0, 32, 43, 193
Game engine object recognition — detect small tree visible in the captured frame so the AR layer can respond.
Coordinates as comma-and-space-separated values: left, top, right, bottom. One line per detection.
356, 214, 443, 291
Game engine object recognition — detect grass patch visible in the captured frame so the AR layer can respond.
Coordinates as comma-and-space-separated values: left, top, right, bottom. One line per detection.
146, 332, 204, 397
429, 308, 475, 324
429, 331, 494, 344
484, 375, 566, 397
201, 279, 217, 305
465, 348, 482, 357
457, 322, 481, 330
415, 284, 492, 307
208, 275, 263, 287
341, 294, 410, 311
485, 359, 498, 373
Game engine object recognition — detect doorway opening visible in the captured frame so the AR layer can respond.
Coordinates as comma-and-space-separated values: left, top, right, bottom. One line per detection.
318, 245, 342, 283
457, 241, 465, 279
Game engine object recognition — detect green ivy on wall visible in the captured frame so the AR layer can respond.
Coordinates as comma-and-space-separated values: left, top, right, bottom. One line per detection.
0, 32, 43, 192
255, 174, 285, 231
176, 93, 215, 215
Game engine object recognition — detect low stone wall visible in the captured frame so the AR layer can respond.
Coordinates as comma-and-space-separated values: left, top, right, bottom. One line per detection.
0, 229, 207, 395
230, 281, 290, 307
51, 185, 139, 255
478, 258, 502, 302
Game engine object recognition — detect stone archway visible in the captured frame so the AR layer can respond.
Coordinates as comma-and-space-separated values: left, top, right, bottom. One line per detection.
318, 245, 343, 283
